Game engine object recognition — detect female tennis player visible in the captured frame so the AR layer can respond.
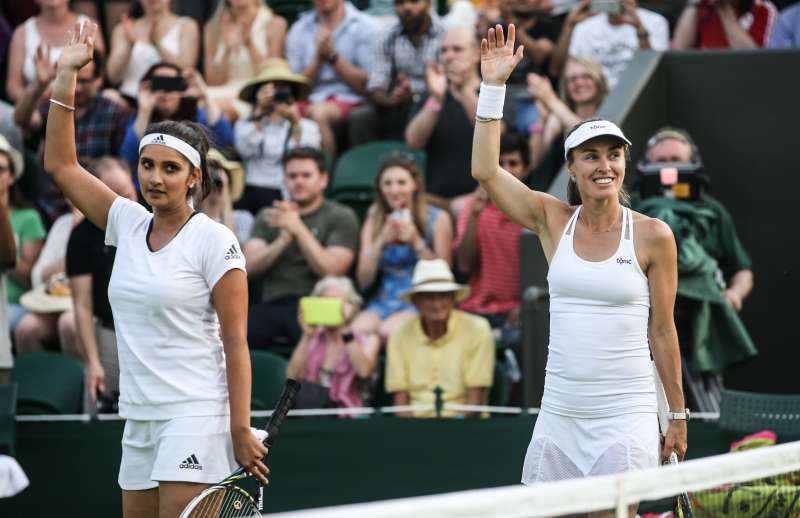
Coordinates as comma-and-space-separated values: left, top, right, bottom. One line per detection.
44, 22, 268, 518
472, 25, 687, 509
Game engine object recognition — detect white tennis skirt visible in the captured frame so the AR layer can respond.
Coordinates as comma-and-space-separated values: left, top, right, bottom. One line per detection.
521, 410, 659, 485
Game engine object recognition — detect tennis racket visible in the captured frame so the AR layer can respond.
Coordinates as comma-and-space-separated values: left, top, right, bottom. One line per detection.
653, 363, 693, 518
179, 379, 301, 518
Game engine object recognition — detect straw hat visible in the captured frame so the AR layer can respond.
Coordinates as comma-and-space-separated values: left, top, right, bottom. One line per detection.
207, 148, 244, 202
20, 273, 72, 313
399, 259, 470, 304
238, 58, 312, 104
0, 134, 24, 179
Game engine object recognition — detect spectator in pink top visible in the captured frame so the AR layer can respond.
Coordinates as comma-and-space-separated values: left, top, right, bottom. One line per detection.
286, 276, 380, 411
455, 132, 527, 333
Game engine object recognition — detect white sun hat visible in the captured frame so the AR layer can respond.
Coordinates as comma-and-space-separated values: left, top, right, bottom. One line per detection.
399, 259, 470, 304
564, 119, 632, 160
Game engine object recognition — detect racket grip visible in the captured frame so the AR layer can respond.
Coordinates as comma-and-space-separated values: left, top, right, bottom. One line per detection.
264, 379, 301, 447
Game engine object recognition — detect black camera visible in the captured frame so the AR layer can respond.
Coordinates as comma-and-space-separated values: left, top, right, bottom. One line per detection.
273, 84, 294, 104
637, 162, 708, 201
96, 390, 119, 414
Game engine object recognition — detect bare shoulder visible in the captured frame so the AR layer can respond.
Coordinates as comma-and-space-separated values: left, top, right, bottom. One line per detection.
269, 15, 288, 32
631, 211, 676, 265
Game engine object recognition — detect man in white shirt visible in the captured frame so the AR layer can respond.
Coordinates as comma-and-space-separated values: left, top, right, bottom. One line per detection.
550, 0, 669, 88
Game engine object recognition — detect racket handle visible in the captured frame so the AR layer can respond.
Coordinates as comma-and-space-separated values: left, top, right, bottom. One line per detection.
264, 379, 301, 447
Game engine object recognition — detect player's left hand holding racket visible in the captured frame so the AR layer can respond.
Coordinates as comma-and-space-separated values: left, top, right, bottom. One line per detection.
179, 379, 301, 518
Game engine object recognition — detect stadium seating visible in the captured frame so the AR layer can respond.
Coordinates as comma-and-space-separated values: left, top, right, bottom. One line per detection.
0, 383, 17, 455
719, 389, 800, 441
11, 352, 83, 415
251, 350, 289, 410
489, 360, 511, 408
329, 140, 426, 221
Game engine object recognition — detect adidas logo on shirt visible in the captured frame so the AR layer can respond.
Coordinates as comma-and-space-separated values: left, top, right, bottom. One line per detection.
225, 243, 241, 261
179, 454, 203, 470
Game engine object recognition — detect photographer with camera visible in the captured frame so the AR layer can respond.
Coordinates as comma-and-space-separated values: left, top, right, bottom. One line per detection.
119, 62, 234, 185
287, 276, 380, 412
234, 59, 321, 216
549, 0, 668, 87
673, 0, 777, 49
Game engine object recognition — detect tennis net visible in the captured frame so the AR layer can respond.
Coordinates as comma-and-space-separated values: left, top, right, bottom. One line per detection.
272, 440, 800, 518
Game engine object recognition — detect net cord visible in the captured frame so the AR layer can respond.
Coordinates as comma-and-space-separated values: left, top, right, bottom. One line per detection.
268, 440, 800, 518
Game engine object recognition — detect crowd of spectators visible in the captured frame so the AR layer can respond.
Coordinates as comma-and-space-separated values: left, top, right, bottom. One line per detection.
0, 0, 795, 415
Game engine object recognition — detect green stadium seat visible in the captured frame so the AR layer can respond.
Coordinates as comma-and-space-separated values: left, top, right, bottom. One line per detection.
0, 383, 17, 455
719, 389, 800, 441
329, 141, 426, 221
250, 351, 289, 410
489, 360, 510, 408
11, 352, 83, 415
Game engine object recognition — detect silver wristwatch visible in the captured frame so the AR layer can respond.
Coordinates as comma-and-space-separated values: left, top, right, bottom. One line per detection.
667, 409, 691, 421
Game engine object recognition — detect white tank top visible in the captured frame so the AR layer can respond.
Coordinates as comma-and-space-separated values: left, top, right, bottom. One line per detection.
119, 18, 186, 98
23, 15, 90, 85
543, 206, 656, 418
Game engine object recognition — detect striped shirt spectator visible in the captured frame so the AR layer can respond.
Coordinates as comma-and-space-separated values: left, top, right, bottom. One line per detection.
74, 96, 131, 163
366, 15, 445, 96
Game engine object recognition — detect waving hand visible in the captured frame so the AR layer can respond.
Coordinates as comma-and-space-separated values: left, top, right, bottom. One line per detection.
480, 24, 525, 86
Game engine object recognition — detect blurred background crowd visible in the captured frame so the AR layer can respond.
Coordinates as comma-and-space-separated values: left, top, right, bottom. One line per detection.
0, 0, 797, 418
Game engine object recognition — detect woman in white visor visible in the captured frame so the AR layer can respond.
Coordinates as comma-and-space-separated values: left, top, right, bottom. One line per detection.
471, 24, 688, 514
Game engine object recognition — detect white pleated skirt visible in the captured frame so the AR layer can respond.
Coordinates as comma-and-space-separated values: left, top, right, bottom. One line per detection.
521, 410, 659, 485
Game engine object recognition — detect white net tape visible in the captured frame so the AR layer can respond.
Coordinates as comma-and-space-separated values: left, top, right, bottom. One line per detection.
270, 440, 800, 518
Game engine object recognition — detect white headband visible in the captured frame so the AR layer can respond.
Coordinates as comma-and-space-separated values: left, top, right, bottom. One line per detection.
138, 133, 201, 168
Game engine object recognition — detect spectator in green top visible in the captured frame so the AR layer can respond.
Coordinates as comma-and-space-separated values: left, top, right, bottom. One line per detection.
642, 127, 753, 312
0, 136, 46, 335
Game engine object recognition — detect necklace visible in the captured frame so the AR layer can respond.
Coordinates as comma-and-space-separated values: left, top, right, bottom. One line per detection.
579, 208, 621, 233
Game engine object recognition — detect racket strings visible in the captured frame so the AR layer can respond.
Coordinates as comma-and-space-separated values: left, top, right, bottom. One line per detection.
184, 486, 260, 518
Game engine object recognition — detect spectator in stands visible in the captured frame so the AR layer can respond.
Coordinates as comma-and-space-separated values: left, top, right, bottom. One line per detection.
66, 156, 136, 410
203, 0, 288, 120
5, 0, 104, 102
286, 0, 378, 159
14, 204, 81, 356
769, 1, 800, 48
106, 0, 200, 104
244, 147, 359, 350
673, 0, 777, 49
550, 0, 669, 87
287, 276, 381, 411
455, 132, 526, 332
641, 127, 753, 311
497, 0, 563, 133
0, 138, 16, 384
14, 49, 131, 163
352, 153, 453, 342
234, 60, 321, 215
405, 25, 482, 213
385, 258, 495, 417
200, 148, 253, 243
527, 56, 608, 188
0, 136, 45, 336
120, 63, 234, 185
349, 0, 446, 145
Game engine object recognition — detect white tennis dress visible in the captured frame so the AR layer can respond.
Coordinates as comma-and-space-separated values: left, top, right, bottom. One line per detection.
521, 206, 659, 485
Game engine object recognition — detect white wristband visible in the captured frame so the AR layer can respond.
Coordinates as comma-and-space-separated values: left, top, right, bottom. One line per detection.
476, 82, 506, 120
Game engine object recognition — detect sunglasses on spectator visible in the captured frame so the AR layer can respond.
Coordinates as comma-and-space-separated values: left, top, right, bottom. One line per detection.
0, 165, 10, 173
566, 73, 594, 84
394, 0, 423, 5
500, 159, 522, 168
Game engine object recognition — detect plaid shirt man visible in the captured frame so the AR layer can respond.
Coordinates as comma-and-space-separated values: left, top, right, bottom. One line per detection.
367, 16, 445, 96
73, 96, 131, 162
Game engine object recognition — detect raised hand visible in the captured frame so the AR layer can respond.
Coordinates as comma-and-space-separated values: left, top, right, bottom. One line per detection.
57, 21, 98, 73
480, 24, 524, 87
183, 68, 208, 99
566, 0, 593, 27
120, 14, 137, 44
34, 44, 57, 87
425, 63, 447, 102
618, 0, 644, 29
221, 12, 241, 49
527, 72, 556, 105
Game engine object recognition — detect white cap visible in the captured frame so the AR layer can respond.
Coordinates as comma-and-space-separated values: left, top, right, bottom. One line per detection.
564, 120, 632, 160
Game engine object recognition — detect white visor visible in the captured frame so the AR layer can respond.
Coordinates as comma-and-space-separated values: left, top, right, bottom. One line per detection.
138, 133, 201, 168
564, 120, 632, 160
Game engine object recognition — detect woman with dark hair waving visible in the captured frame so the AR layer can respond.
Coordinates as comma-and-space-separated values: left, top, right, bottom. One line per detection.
471, 24, 687, 504
44, 23, 267, 518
